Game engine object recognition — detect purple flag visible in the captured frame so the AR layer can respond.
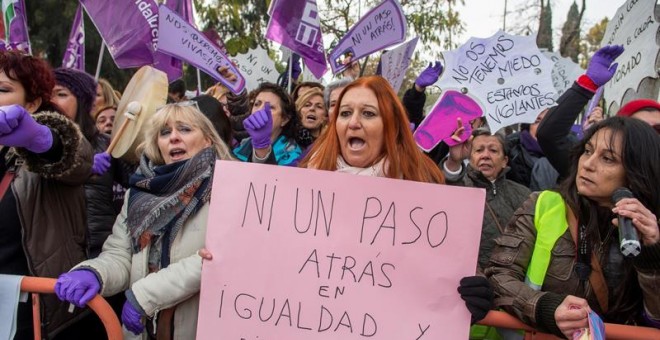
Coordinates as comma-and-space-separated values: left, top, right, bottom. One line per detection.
157, 5, 245, 94
1, 0, 31, 53
62, 5, 85, 71
165, 0, 195, 27
80, 0, 157, 68
328, 0, 407, 75
266, 0, 327, 79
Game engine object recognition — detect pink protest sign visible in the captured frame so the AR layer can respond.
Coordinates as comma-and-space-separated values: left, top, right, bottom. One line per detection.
414, 90, 483, 151
197, 161, 486, 340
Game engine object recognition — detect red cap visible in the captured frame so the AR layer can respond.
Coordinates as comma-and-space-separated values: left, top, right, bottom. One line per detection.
617, 99, 660, 117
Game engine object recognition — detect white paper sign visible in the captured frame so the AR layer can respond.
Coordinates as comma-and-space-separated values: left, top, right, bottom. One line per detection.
380, 37, 419, 92
542, 51, 584, 98
602, 0, 660, 107
436, 30, 557, 133
230, 46, 279, 92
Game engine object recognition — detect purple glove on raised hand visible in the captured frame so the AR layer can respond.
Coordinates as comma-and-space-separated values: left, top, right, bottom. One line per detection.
0, 104, 52, 153
415, 61, 443, 88
585, 45, 624, 87
92, 152, 111, 175
244, 102, 273, 149
122, 300, 144, 335
54, 270, 101, 308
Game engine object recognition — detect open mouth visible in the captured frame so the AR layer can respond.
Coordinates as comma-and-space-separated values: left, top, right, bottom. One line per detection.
305, 114, 318, 122
170, 148, 186, 159
348, 137, 366, 150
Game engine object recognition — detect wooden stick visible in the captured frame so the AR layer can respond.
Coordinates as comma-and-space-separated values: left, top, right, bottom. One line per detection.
106, 101, 142, 154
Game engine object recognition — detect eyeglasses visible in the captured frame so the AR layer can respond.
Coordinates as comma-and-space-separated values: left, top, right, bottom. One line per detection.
156, 100, 200, 112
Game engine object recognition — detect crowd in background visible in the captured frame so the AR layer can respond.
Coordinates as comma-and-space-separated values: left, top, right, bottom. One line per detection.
0, 42, 658, 340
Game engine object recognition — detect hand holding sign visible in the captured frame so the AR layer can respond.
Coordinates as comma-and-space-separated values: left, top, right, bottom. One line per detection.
413, 90, 482, 151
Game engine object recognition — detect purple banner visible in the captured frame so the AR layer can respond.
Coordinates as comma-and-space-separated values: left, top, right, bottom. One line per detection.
62, 5, 85, 70
265, 0, 327, 79
328, 0, 407, 75
80, 0, 157, 68
165, 0, 195, 27
1, 0, 31, 53
203, 28, 228, 55
157, 5, 245, 94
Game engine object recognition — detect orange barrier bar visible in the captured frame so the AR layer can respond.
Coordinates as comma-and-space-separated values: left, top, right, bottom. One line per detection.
20, 276, 123, 340
479, 310, 660, 340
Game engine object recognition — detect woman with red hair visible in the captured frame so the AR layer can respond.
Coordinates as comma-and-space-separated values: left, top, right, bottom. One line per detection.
300, 75, 444, 183
300, 75, 492, 325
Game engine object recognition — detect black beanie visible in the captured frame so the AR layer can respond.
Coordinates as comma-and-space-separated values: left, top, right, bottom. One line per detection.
54, 68, 97, 117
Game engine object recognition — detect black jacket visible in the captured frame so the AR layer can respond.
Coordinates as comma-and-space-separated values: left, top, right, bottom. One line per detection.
402, 86, 450, 164
85, 133, 134, 258
536, 82, 594, 180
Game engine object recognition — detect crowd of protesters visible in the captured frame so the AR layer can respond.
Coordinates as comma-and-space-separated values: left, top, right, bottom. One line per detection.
0, 40, 658, 340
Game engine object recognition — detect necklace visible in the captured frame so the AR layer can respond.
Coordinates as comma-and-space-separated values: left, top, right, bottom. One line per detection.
597, 226, 616, 254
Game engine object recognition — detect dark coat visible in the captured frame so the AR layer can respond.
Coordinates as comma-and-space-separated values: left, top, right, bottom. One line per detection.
10, 111, 93, 337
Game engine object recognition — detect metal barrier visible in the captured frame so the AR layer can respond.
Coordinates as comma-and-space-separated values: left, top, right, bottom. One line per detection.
20, 276, 123, 340
479, 310, 660, 340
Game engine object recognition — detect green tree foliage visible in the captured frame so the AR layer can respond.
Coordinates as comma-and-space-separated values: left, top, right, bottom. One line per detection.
194, 0, 271, 56
536, 0, 553, 51
579, 17, 608, 68
559, 0, 585, 63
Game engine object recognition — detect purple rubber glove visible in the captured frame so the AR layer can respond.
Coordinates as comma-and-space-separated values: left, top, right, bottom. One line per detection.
244, 102, 273, 149
121, 300, 144, 335
415, 61, 443, 88
92, 152, 111, 175
292, 54, 302, 80
54, 269, 101, 308
0, 104, 52, 153
585, 45, 624, 87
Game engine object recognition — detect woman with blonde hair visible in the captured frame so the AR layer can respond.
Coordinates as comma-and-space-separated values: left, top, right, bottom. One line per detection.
55, 103, 234, 339
295, 87, 327, 147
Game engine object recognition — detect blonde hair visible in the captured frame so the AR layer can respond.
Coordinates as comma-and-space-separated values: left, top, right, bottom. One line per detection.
97, 78, 120, 109
295, 87, 325, 114
138, 104, 234, 165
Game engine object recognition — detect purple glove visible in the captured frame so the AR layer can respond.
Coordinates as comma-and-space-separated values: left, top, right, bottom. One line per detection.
292, 54, 302, 80
121, 300, 144, 335
0, 104, 52, 153
244, 102, 273, 149
585, 45, 624, 87
415, 61, 443, 88
54, 270, 101, 308
92, 152, 111, 175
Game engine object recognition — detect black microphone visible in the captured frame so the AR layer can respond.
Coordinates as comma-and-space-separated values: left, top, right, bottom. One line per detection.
612, 188, 641, 257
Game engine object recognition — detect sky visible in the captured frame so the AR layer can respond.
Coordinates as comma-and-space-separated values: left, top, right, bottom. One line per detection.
455, 0, 625, 45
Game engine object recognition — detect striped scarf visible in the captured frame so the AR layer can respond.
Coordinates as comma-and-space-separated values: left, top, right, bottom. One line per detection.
127, 147, 215, 269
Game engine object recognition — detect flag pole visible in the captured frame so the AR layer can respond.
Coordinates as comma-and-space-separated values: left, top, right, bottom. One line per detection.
94, 41, 105, 81
196, 68, 202, 95
288, 53, 293, 93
